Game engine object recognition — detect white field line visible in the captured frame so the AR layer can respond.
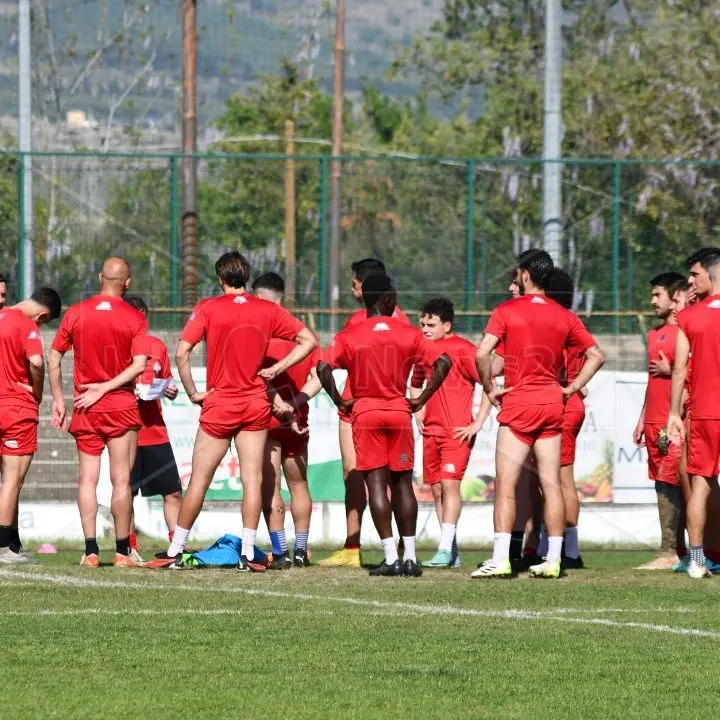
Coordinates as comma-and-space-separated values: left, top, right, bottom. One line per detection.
0, 569, 717, 639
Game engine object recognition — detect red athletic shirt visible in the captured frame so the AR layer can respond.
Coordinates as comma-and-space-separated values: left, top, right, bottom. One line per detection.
677, 295, 720, 419
180, 293, 305, 401
484, 294, 596, 409
264, 339, 321, 429
323, 315, 442, 416
644, 323, 677, 424
410, 334, 479, 436
0, 307, 44, 411
137, 335, 172, 447
52, 295, 149, 413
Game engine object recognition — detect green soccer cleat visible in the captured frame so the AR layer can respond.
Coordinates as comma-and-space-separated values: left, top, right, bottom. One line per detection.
470, 558, 512, 578
424, 550, 454, 568
528, 559, 561, 578
672, 556, 690, 573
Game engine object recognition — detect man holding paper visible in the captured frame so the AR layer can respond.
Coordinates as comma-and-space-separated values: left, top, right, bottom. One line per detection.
125, 296, 182, 550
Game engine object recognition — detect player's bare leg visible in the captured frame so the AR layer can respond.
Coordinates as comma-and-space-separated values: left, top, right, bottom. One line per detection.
318, 421, 364, 567
163, 492, 181, 535
427, 478, 461, 568
473, 427, 531, 578
560, 464, 584, 569
167, 428, 230, 559
431, 483, 443, 525
364, 466, 402, 576
284, 451, 312, 566
509, 466, 533, 569
262, 439, 290, 569
0, 454, 33, 564
389, 469, 421, 576
235, 428, 268, 570
686, 473, 715, 578
673, 423, 691, 572
77, 451, 101, 566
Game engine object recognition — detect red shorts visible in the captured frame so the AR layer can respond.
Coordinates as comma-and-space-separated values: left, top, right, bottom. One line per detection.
338, 409, 352, 425
687, 418, 720, 478
561, 408, 586, 466
200, 395, 270, 439
644, 422, 680, 485
497, 403, 564, 447
0, 405, 38, 456
70, 407, 141, 456
422, 434, 472, 485
352, 409, 414, 472
268, 425, 309, 458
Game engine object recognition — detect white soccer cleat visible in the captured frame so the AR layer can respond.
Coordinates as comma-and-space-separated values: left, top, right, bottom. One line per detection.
528, 559, 561, 579
470, 558, 512, 578
687, 561, 712, 579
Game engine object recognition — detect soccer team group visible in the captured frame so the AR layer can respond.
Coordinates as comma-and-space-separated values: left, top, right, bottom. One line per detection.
0, 244, 719, 579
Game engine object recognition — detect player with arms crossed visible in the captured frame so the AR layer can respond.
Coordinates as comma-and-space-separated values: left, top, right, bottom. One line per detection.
252, 272, 321, 569
318, 274, 452, 577
49, 258, 150, 567
163, 252, 317, 571
632, 273, 688, 570
319, 258, 411, 569
410, 298, 484, 568
0, 287, 61, 563
667, 249, 720, 578
473, 250, 604, 579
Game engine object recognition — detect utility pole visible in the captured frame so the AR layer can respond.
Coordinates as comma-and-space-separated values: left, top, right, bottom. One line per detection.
542, 0, 562, 265
328, 0, 345, 332
19, 0, 34, 297
182, 0, 198, 306
284, 118, 296, 308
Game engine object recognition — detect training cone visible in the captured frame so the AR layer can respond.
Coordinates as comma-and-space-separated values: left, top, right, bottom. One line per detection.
37, 543, 57, 554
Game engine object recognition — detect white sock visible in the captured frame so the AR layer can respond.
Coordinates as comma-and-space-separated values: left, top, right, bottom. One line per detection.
564, 526, 580, 559
439, 523, 456, 553
547, 536, 563, 563
537, 525, 548, 557
402, 536, 416, 562
492, 532, 512, 565
242, 527, 257, 560
167, 525, 190, 558
381, 537, 398, 564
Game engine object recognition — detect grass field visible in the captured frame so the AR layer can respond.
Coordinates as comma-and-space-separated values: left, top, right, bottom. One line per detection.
2, 547, 719, 720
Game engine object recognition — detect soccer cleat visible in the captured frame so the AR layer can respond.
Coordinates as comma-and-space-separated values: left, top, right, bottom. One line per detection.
0, 547, 32, 565
113, 552, 145, 568
293, 549, 311, 567
705, 559, 720, 574
635, 554, 677, 571
402, 559, 423, 577
267, 552, 292, 570
687, 561, 712, 579
368, 559, 404, 577
672, 556, 690, 573
471, 559, 512, 578
316, 547, 361, 568
528, 559, 561, 578
237, 557, 267, 573
424, 550, 453, 568
561, 554, 586, 570
80, 553, 100, 568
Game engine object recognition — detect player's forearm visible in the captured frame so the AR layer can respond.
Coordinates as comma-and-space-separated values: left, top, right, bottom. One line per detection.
176, 348, 198, 398
28, 359, 45, 403
411, 354, 452, 408
473, 392, 492, 428
48, 349, 64, 401
272, 331, 318, 377
317, 361, 344, 408
491, 354, 505, 378
477, 350, 494, 394
670, 366, 687, 416
294, 371, 322, 410
102, 356, 149, 394
566, 347, 605, 394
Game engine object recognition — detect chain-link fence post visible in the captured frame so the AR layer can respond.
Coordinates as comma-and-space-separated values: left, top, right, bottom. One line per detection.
464, 159, 476, 333
170, 155, 180, 328
612, 160, 621, 334
318, 156, 329, 332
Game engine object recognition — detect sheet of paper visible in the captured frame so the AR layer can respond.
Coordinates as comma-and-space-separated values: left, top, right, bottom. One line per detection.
137, 378, 172, 401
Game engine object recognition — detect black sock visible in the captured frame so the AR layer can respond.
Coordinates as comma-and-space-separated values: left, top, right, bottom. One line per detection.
85, 537, 100, 556
509, 531, 525, 561
0, 524, 12, 549
116, 537, 131, 556
9, 527, 22, 553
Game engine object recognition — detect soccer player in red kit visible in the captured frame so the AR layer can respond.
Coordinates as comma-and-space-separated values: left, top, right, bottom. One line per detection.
668, 249, 720, 578
319, 258, 411, 569
123, 296, 181, 556
473, 250, 604, 579
0, 288, 62, 564
632, 274, 688, 570
410, 298, 484, 568
49, 258, 150, 568
165, 252, 317, 572
252, 272, 321, 569
318, 274, 452, 577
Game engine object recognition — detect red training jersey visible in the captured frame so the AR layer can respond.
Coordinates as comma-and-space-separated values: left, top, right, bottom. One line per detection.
644, 323, 677, 424
410, 334, 480, 437
323, 315, 441, 417
0, 307, 44, 412
484, 294, 596, 409
52, 295, 149, 413
137, 335, 172, 447
264, 338, 321, 429
180, 293, 305, 401
677, 295, 720, 419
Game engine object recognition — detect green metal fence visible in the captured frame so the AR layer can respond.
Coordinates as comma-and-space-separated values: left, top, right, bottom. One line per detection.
2, 151, 713, 334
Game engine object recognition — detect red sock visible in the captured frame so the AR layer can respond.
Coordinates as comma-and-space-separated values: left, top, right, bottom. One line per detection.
168, 530, 174, 543
343, 540, 360, 550
129, 533, 138, 551
705, 547, 720, 563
